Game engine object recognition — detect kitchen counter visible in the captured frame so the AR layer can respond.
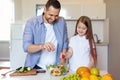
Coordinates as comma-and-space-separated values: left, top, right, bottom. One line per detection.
96, 42, 109, 46
0, 69, 107, 80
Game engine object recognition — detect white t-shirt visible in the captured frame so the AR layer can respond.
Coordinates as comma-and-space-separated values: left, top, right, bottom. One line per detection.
37, 23, 58, 69
69, 35, 91, 71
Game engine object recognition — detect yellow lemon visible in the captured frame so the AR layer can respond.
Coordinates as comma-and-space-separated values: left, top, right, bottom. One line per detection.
90, 67, 100, 76
98, 75, 102, 80
81, 77, 89, 80
90, 75, 99, 80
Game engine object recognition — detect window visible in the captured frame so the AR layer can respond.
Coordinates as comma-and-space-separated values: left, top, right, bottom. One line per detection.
0, 0, 14, 41
36, 4, 67, 19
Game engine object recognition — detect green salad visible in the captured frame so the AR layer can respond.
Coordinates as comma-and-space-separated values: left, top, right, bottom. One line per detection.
46, 65, 68, 76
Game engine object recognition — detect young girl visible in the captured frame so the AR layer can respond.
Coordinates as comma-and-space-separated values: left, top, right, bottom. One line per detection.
61, 16, 97, 72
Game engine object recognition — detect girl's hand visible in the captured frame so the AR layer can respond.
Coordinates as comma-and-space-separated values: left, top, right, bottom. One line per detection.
60, 53, 66, 65
60, 53, 65, 59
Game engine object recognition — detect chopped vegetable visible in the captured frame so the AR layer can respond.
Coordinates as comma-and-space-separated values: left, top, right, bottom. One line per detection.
17, 67, 31, 73
46, 65, 68, 76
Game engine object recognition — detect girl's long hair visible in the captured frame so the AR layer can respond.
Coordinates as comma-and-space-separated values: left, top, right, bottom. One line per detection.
74, 16, 97, 64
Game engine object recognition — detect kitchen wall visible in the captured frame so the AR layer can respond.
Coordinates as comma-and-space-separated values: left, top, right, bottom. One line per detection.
104, 0, 120, 79
14, 0, 104, 21
14, 0, 22, 21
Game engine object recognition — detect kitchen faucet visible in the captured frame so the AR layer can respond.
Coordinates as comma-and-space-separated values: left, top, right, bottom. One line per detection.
94, 34, 101, 43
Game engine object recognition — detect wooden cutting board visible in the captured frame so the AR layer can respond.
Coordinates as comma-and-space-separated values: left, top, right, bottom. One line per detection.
10, 69, 37, 76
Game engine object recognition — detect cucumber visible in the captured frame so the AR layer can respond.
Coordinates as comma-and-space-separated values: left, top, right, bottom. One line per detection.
17, 67, 31, 73
18, 68, 24, 73
24, 67, 31, 71
26, 67, 31, 71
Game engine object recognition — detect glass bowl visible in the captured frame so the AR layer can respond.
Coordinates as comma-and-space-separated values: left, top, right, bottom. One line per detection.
46, 64, 68, 76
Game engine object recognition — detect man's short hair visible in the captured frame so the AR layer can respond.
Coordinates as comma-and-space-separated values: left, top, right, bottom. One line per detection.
45, 0, 61, 9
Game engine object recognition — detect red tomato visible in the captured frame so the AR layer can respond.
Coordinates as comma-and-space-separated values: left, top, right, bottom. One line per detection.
62, 53, 65, 58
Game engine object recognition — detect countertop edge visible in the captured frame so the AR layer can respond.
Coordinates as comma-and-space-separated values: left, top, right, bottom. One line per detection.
96, 42, 109, 46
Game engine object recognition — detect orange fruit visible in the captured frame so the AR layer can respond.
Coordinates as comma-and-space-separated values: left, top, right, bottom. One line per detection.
101, 73, 114, 80
81, 72, 90, 78
76, 66, 90, 77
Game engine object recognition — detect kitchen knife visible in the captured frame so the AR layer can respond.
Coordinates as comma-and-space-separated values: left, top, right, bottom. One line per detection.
36, 69, 46, 73
1, 67, 22, 76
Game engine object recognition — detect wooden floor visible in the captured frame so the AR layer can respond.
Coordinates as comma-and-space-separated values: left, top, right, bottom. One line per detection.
0, 60, 10, 69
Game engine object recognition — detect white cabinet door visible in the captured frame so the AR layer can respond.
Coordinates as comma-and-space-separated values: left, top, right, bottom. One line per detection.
60, 3, 106, 20
61, 4, 82, 19
10, 40, 26, 69
81, 3, 106, 19
11, 23, 25, 40
96, 45, 108, 71
10, 23, 26, 69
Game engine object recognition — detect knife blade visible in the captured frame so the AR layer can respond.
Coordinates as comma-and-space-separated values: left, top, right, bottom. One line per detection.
36, 69, 46, 73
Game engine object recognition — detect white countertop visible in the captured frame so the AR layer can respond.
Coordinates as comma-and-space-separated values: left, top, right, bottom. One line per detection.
0, 69, 107, 80
96, 42, 109, 46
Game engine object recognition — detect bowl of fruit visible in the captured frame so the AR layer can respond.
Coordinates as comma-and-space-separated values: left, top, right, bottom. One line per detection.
46, 64, 68, 76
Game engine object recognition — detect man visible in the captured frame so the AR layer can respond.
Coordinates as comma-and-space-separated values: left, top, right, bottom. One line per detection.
23, 0, 68, 69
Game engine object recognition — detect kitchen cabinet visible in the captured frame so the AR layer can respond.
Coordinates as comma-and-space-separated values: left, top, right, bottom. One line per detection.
59, 3, 106, 20
96, 45, 108, 71
36, 3, 106, 20
10, 40, 26, 69
81, 3, 106, 19
10, 23, 26, 69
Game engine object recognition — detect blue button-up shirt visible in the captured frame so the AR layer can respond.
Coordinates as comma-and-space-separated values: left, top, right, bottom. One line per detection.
23, 15, 68, 68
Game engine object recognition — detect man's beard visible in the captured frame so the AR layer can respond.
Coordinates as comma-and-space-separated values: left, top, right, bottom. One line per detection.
45, 17, 57, 24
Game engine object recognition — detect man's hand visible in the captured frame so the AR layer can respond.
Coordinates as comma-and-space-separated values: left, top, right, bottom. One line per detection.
43, 42, 55, 52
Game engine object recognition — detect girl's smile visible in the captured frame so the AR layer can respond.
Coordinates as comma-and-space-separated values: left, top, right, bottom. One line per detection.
77, 22, 87, 36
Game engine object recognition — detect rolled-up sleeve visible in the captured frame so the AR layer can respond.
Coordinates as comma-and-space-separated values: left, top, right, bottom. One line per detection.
63, 21, 68, 49
23, 20, 33, 52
